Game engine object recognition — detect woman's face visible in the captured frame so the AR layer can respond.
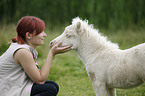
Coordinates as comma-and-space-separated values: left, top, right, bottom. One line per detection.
28, 31, 47, 48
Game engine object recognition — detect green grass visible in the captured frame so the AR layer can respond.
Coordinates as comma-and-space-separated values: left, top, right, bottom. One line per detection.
0, 25, 145, 96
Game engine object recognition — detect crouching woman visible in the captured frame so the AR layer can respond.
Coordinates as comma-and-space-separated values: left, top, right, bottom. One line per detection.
0, 16, 72, 96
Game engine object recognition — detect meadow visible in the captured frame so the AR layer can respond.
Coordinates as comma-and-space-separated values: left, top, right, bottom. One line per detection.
0, 24, 145, 96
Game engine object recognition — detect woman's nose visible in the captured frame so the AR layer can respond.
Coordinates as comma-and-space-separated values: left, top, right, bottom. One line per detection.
44, 32, 47, 37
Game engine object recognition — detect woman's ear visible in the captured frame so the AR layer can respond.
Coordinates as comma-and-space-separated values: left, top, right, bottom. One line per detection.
26, 32, 32, 40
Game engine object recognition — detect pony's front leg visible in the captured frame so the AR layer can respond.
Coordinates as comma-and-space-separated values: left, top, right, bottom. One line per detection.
106, 88, 116, 96
92, 80, 107, 96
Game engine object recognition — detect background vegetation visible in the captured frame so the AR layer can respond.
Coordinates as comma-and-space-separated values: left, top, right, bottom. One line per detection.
0, 0, 145, 96
0, 0, 145, 30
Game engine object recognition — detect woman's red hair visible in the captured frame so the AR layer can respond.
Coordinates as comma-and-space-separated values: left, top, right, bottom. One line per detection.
12, 16, 45, 44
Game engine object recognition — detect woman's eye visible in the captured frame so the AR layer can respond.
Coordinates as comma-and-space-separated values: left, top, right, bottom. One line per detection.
66, 34, 71, 38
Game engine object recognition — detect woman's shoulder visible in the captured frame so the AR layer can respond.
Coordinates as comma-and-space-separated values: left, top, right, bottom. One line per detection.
14, 48, 33, 62
11, 43, 38, 62
10, 43, 34, 55
11, 43, 31, 49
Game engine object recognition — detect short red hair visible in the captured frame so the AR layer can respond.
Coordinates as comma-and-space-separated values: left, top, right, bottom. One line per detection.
12, 16, 45, 44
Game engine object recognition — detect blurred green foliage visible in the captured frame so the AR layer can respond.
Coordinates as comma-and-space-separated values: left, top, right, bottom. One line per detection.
0, 0, 145, 95
0, 21, 145, 96
0, 0, 145, 30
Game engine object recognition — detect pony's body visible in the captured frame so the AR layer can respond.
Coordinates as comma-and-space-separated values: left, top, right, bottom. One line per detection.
50, 17, 145, 96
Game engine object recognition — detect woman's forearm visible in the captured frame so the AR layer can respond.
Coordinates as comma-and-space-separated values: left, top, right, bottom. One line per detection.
37, 43, 71, 84
39, 51, 54, 83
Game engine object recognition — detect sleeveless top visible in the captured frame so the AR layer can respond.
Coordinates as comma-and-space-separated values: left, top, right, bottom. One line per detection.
0, 43, 38, 96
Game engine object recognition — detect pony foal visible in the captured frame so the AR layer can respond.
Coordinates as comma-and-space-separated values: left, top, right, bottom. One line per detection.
50, 17, 145, 96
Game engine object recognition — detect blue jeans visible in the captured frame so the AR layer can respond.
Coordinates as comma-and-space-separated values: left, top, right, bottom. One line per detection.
30, 81, 59, 96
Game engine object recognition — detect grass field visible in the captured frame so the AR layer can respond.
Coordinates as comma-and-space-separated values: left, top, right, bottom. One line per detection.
0, 24, 145, 96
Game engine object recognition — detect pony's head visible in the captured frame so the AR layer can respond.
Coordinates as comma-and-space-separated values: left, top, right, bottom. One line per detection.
50, 17, 88, 50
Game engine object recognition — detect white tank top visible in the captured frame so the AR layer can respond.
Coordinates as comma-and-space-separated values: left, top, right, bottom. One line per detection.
0, 43, 38, 96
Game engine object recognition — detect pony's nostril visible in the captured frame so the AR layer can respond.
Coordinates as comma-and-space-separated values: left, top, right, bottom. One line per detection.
49, 41, 53, 46
49, 41, 54, 48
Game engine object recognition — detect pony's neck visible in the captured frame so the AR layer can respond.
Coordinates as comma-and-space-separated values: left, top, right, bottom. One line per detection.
76, 29, 119, 65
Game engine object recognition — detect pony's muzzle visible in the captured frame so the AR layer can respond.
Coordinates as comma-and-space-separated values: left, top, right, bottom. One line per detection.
49, 41, 54, 48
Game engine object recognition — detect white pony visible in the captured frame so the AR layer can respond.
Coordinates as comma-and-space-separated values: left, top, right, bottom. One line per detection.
50, 17, 145, 96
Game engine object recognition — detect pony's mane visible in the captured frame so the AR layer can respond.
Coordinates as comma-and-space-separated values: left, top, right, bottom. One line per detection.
72, 17, 119, 49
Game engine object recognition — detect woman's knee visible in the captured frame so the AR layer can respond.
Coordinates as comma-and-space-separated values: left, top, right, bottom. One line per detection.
45, 84, 58, 96
45, 81, 59, 93
31, 81, 59, 96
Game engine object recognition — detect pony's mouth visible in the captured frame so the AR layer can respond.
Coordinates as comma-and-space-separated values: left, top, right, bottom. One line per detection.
59, 44, 72, 47
49, 41, 73, 49
59, 43, 73, 49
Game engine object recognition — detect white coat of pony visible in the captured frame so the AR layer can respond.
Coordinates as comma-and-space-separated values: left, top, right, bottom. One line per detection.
50, 17, 145, 96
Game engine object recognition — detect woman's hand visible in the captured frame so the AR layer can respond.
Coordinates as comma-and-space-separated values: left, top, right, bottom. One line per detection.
49, 41, 72, 56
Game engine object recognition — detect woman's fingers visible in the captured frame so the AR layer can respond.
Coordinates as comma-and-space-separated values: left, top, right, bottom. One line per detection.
58, 45, 72, 51
50, 41, 72, 55
55, 45, 72, 54
55, 41, 62, 47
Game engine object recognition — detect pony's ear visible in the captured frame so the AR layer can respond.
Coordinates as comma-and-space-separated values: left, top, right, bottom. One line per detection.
76, 21, 81, 34
76, 21, 81, 30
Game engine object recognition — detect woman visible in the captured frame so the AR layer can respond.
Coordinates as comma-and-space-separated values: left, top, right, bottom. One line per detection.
0, 16, 72, 96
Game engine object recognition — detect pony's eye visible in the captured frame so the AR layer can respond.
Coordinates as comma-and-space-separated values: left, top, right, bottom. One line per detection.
66, 34, 71, 38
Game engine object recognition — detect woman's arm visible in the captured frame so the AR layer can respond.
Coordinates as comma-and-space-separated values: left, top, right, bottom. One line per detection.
14, 42, 72, 84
